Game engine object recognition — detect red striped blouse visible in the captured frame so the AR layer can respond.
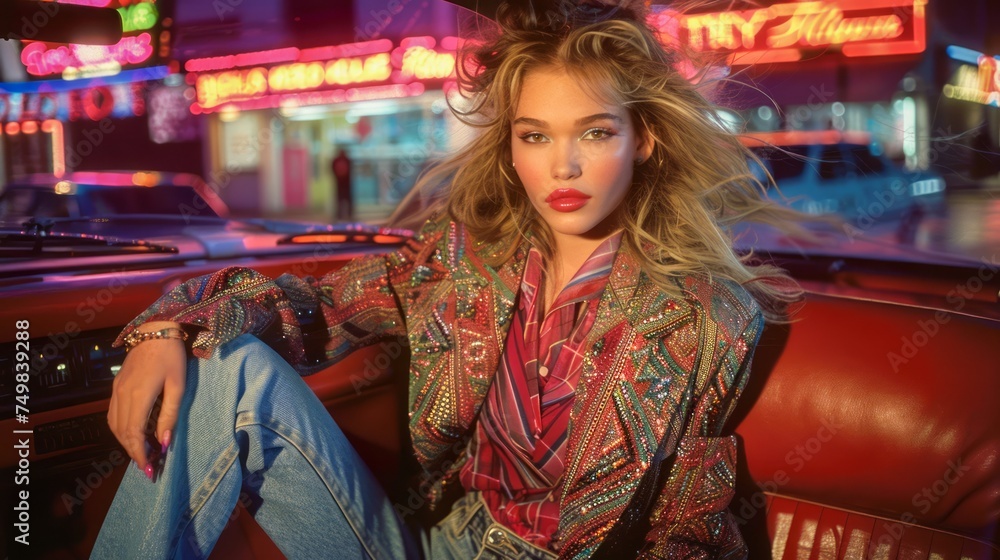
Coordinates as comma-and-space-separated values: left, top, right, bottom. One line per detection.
458, 233, 621, 550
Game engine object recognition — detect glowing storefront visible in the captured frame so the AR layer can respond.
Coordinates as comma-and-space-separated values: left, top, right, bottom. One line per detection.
650, 0, 935, 169
186, 37, 462, 222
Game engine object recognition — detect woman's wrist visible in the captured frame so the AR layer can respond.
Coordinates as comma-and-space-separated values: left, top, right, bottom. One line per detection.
125, 322, 188, 352
136, 321, 183, 333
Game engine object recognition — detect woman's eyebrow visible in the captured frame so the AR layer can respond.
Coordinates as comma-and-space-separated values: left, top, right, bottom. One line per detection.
512, 113, 624, 127
575, 113, 623, 126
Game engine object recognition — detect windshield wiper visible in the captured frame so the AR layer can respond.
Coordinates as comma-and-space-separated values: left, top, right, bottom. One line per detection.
0, 229, 176, 258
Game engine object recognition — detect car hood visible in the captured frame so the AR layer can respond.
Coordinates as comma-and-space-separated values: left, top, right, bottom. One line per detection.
0, 216, 412, 280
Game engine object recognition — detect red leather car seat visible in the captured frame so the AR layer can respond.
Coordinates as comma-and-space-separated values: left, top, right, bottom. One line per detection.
731, 293, 1000, 559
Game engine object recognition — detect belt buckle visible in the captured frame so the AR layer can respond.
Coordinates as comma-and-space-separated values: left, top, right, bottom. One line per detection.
483, 524, 521, 557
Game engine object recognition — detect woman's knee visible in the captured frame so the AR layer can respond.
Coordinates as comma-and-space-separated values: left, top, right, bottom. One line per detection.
196, 334, 294, 380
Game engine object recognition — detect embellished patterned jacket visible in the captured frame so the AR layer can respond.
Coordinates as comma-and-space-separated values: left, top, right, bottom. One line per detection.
116, 217, 763, 559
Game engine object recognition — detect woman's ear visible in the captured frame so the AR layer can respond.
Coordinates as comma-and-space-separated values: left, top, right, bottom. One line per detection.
636, 127, 654, 165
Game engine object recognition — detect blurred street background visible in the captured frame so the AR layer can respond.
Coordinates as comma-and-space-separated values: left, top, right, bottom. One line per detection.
0, 0, 998, 257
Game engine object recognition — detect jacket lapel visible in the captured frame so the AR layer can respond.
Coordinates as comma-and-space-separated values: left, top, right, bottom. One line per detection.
408, 225, 526, 470
556, 249, 697, 557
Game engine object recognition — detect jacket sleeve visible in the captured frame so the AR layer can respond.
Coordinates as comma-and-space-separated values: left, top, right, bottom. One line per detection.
640, 305, 764, 560
113, 220, 448, 374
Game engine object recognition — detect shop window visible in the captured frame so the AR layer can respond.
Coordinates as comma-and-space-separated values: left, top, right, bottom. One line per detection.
220, 114, 263, 171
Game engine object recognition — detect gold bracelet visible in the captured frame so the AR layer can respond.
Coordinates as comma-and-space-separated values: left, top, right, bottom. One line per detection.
123, 327, 189, 352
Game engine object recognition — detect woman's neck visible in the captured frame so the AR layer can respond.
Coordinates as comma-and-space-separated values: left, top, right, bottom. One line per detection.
543, 229, 620, 314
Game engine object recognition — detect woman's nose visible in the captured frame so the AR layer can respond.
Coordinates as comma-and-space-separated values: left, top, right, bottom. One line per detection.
551, 143, 582, 180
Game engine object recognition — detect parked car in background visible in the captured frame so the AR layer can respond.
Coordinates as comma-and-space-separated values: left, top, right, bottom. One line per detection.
0, 171, 229, 224
742, 131, 946, 222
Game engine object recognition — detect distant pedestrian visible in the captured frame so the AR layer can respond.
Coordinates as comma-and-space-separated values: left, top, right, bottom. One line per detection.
332, 148, 353, 220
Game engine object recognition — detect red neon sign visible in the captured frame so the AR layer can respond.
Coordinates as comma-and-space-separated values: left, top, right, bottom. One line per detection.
653, 0, 927, 65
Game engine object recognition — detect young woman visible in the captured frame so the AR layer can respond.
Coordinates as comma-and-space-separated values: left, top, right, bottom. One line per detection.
93, 1, 800, 558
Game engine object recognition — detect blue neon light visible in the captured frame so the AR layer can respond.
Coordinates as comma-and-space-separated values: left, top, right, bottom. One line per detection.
0, 66, 172, 94
946, 45, 1000, 66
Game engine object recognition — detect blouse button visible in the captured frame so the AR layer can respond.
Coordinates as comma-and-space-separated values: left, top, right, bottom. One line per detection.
539, 365, 549, 377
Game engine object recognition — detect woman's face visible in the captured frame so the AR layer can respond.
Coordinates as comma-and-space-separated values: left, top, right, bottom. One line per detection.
511, 66, 651, 243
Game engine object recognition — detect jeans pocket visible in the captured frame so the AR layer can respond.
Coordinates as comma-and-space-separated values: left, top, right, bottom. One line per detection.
443, 493, 484, 539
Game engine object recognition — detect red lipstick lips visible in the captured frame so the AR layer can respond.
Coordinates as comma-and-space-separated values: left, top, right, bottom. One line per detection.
545, 188, 591, 212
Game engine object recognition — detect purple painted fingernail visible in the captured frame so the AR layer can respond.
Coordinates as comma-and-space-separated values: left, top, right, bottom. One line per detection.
161, 430, 171, 454
144, 463, 154, 481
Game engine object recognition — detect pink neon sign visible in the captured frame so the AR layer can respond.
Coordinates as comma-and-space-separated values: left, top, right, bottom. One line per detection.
19, 0, 162, 78
21, 33, 154, 77
55, 0, 112, 6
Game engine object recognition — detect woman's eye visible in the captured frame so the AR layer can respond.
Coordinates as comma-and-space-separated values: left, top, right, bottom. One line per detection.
519, 132, 546, 143
584, 128, 615, 140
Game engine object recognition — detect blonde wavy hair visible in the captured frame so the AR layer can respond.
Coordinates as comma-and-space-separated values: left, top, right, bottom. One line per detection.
405, 1, 803, 321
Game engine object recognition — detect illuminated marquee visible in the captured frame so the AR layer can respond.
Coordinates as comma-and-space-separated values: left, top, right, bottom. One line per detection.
944, 55, 1000, 107
652, 0, 927, 65
20, 0, 163, 79
189, 37, 457, 113
1, 83, 148, 123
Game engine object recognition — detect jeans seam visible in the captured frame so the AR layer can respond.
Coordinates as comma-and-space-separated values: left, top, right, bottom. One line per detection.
236, 412, 386, 560
169, 441, 240, 558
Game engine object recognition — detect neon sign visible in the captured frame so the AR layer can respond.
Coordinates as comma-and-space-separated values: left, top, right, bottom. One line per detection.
119, 3, 158, 33
19, 0, 162, 79
22, 33, 154, 78
944, 54, 1000, 107
56, 0, 112, 6
398, 47, 455, 80
190, 38, 456, 112
653, 0, 927, 65
1, 83, 147, 123
191, 83, 426, 115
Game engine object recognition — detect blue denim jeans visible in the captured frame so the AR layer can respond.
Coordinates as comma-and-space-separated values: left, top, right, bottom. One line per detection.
91, 335, 556, 560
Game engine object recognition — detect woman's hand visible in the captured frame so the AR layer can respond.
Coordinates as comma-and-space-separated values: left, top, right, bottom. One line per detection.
107, 321, 188, 478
